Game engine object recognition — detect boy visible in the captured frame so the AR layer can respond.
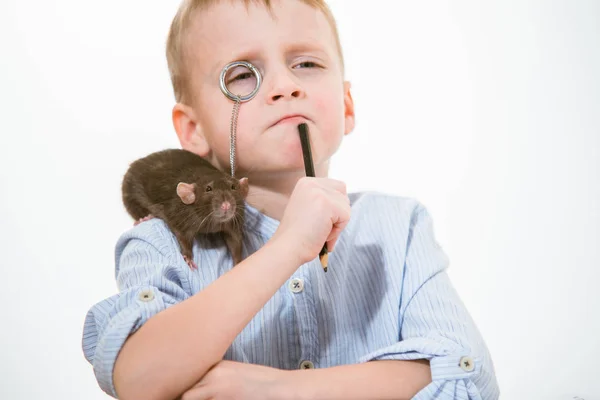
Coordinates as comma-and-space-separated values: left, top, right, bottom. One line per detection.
82, 0, 500, 399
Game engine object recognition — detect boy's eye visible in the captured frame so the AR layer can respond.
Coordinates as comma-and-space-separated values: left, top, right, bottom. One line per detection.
294, 61, 320, 69
230, 72, 254, 82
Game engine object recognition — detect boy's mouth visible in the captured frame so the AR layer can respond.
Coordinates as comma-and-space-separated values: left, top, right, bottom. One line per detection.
269, 114, 309, 128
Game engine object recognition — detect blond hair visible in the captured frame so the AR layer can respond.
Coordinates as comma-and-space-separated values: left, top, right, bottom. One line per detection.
166, 0, 345, 105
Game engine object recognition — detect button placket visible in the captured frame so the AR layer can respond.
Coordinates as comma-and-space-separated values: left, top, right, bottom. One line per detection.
289, 273, 318, 372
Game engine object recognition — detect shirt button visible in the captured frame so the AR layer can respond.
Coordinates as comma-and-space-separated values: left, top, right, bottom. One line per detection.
289, 278, 304, 293
138, 289, 155, 302
459, 356, 475, 372
299, 360, 314, 369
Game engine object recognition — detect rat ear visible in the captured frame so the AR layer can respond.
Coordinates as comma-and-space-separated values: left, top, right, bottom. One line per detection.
238, 177, 249, 198
176, 182, 196, 204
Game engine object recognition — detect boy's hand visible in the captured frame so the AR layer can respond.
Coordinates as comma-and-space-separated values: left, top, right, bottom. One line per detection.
272, 177, 351, 266
178, 360, 288, 400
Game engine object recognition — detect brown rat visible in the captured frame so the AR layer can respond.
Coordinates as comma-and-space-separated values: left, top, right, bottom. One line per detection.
121, 148, 249, 270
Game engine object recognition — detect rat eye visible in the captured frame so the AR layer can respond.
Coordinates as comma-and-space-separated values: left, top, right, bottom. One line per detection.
231, 183, 238, 190
205, 185, 212, 192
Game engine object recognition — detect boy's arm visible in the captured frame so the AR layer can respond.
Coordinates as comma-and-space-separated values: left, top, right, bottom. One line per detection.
191, 359, 431, 400
114, 235, 299, 400
283, 360, 431, 400
82, 220, 301, 400
349, 205, 500, 399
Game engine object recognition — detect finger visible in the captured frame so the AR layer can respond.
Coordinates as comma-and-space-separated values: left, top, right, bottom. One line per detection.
326, 201, 351, 251
326, 221, 349, 252
314, 177, 347, 195
314, 187, 350, 210
335, 191, 350, 204
319, 188, 350, 205
326, 231, 341, 252
333, 197, 352, 225
328, 179, 347, 195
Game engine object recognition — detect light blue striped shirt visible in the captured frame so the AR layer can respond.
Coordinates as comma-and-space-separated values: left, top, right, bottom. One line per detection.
82, 192, 500, 399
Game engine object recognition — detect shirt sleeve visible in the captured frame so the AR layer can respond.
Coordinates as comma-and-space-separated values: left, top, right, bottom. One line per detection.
81, 220, 194, 398
357, 204, 500, 399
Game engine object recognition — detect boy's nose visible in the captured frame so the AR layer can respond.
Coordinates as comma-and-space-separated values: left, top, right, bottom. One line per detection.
267, 70, 305, 103
269, 88, 302, 102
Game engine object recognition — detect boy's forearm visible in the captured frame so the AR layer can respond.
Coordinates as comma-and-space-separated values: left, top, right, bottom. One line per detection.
283, 360, 432, 400
113, 237, 299, 400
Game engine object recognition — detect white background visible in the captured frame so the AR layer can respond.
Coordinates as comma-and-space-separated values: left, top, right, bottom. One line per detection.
1, 0, 598, 399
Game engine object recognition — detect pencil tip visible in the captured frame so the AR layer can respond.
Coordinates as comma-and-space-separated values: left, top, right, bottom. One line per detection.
320, 252, 329, 271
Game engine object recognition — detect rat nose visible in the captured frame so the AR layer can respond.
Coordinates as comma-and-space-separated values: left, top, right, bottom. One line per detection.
221, 201, 231, 211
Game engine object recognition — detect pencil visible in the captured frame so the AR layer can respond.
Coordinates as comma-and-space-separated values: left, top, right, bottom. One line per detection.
298, 123, 329, 272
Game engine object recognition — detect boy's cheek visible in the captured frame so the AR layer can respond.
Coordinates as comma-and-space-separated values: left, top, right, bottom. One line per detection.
312, 88, 345, 117
313, 99, 346, 138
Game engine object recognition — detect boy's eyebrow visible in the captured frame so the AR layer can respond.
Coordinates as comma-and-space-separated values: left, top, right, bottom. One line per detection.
209, 41, 331, 76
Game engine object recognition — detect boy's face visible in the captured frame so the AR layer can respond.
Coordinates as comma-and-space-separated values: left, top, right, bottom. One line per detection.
174, 0, 355, 178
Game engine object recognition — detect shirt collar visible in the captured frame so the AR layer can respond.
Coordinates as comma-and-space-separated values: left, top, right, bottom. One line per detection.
243, 201, 281, 238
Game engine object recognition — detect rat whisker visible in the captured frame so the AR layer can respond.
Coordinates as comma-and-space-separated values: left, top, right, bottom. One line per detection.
191, 205, 216, 215
195, 209, 217, 230
230, 212, 242, 233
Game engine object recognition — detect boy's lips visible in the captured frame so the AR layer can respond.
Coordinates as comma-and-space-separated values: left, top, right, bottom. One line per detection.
269, 114, 309, 128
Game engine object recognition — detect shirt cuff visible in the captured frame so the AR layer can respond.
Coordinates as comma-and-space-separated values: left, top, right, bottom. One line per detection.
83, 285, 168, 398
358, 338, 489, 399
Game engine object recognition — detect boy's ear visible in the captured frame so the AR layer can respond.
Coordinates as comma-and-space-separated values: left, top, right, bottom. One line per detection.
172, 103, 211, 157
343, 81, 355, 136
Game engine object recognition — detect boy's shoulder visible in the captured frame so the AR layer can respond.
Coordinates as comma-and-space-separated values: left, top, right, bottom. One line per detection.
346, 191, 439, 254
348, 190, 425, 220
114, 217, 183, 276
116, 217, 179, 251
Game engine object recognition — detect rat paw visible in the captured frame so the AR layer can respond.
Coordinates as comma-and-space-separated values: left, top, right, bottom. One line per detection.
134, 214, 155, 226
183, 255, 198, 270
